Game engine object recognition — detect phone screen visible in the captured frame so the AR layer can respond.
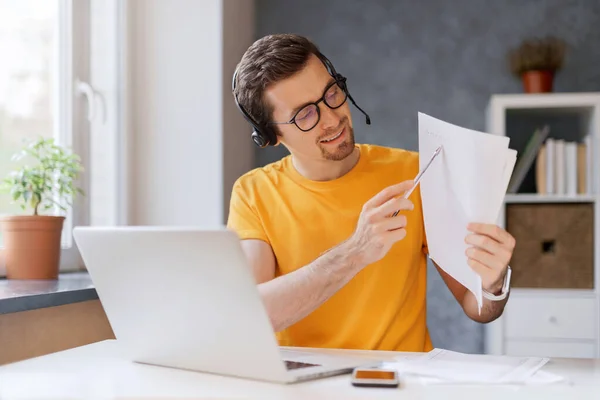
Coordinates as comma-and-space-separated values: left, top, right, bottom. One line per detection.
354, 370, 396, 380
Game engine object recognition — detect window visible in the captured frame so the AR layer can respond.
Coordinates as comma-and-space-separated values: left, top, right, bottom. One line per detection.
0, 0, 125, 274
0, 1, 59, 230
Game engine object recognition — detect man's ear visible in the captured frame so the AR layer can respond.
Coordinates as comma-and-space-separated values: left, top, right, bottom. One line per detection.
271, 126, 282, 146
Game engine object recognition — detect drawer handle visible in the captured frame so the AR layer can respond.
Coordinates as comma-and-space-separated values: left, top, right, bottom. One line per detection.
548, 316, 557, 324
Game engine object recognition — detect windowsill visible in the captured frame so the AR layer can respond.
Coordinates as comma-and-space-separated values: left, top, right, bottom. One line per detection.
0, 271, 97, 315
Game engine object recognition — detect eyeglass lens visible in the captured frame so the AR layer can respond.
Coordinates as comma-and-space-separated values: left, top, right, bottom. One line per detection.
294, 82, 347, 131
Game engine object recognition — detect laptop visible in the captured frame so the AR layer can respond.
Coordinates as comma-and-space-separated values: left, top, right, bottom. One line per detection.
72, 226, 377, 384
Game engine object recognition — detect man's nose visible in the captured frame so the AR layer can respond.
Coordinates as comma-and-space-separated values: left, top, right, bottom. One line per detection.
318, 103, 341, 130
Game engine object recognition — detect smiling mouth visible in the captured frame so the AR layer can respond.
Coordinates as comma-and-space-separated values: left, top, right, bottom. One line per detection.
320, 128, 344, 143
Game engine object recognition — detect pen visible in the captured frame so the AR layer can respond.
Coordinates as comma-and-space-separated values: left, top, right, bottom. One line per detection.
391, 145, 442, 217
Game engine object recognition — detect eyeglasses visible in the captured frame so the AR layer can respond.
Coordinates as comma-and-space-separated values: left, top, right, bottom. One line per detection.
269, 79, 348, 132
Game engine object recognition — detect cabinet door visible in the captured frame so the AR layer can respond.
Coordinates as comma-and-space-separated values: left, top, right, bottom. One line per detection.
505, 296, 597, 341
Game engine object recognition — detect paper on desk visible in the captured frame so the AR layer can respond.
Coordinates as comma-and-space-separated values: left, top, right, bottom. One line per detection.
381, 348, 555, 385
396, 370, 567, 386
405, 370, 565, 386
418, 112, 517, 313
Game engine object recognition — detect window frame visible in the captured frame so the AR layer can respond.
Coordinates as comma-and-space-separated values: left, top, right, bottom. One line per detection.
57, 0, 91, 271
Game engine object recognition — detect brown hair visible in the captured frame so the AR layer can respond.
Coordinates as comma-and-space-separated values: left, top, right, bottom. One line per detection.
233, 33, 323, 134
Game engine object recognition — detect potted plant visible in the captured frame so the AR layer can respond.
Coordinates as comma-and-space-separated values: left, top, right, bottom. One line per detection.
508, 36, 567, 93
0, 137, 84, 280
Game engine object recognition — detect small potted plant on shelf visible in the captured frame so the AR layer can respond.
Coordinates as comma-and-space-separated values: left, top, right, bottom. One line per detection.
508, 35, 566, 93
0, 137, 84, 280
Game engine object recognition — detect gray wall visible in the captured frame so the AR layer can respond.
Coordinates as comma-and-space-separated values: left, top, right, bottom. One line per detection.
254, 0, 600, 353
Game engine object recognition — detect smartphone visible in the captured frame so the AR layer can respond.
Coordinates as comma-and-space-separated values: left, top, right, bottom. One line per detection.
350, 367, 400, 388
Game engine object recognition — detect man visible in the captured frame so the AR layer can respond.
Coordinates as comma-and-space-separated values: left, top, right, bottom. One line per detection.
228, 33, 515, 352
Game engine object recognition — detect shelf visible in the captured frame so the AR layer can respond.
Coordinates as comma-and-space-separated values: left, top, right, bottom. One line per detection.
489, 92, 600, 112
486, 92, 600, 359
504, 194, 597, 203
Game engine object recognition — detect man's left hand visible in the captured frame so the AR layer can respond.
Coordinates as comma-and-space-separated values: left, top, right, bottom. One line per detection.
465, 223, 515, 294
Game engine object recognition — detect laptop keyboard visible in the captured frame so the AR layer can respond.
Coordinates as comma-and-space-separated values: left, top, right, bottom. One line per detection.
284, 360, 320, 370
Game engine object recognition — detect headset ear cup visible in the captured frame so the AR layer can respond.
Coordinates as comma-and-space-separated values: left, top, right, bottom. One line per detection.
251, 130, 268, 148
233, 68, 272, 148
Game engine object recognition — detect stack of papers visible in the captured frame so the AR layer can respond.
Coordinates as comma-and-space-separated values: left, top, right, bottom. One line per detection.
418, 113, 518, 313
381, 348, 565, 385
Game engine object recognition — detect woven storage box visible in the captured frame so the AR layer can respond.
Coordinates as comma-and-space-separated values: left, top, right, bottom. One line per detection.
505, 203, 594, 289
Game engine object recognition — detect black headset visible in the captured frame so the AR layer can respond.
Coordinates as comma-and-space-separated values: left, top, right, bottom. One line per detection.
232, 51, 371, 148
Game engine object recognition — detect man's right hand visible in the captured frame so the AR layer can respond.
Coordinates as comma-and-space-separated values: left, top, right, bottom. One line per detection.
346, 180, 415, 267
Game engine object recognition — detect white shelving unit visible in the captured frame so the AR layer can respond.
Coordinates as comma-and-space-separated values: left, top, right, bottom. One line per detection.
485, 92, 600, 359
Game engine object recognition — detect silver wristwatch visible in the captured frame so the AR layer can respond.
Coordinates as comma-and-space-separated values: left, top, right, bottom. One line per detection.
482, 266, 512, 301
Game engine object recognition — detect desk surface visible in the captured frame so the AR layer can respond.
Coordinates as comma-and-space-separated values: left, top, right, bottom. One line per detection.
0, 339, 598, 399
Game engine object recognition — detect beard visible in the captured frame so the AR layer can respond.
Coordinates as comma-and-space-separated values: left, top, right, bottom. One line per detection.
318, 119, 355, 161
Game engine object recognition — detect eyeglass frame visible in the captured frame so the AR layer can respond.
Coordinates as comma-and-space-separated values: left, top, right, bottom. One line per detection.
267, 77, 349, 132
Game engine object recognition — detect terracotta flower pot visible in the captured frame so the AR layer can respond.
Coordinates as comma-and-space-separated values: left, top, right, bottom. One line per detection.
522, 70, 554, 93
0, 215, 65, 280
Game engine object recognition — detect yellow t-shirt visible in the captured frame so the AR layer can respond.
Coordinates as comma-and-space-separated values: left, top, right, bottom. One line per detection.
226, 143, 433, 352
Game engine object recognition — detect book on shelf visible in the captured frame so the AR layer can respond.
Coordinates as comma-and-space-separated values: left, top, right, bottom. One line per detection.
534, 135, 591, 195
507, 126, 549, 193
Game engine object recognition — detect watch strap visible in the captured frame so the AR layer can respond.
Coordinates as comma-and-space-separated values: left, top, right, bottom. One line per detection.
482, 266, 511, 301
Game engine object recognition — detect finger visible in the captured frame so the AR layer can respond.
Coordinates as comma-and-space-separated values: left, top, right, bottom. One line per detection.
384, 227, 407, 243
364, 180, 414, 209
374, 197, 414, 219
465, 233, 504, 255
467, 257, 494, 280
467, 223, 514, 247
466, 247, 504, 271
374, 214, 407, 233
468, 258, 503, 293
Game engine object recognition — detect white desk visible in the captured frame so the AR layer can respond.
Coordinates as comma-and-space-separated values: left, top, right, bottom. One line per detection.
0, 339, 598, 399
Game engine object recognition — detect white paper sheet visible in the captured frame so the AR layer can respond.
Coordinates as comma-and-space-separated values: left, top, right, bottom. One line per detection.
405, 370, 565, 386
418, 112, 517, 312
381, 348, 558, 385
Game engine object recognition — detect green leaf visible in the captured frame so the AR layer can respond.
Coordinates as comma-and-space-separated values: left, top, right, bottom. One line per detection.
12, 189, 21, 201
2, 136, 85, 215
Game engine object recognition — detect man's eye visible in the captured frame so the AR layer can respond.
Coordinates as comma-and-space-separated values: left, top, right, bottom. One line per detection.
297, 107, 316, 120
326, 85, 340, 100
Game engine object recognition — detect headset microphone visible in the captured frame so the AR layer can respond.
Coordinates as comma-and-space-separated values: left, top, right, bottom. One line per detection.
348, 93, 371, 125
